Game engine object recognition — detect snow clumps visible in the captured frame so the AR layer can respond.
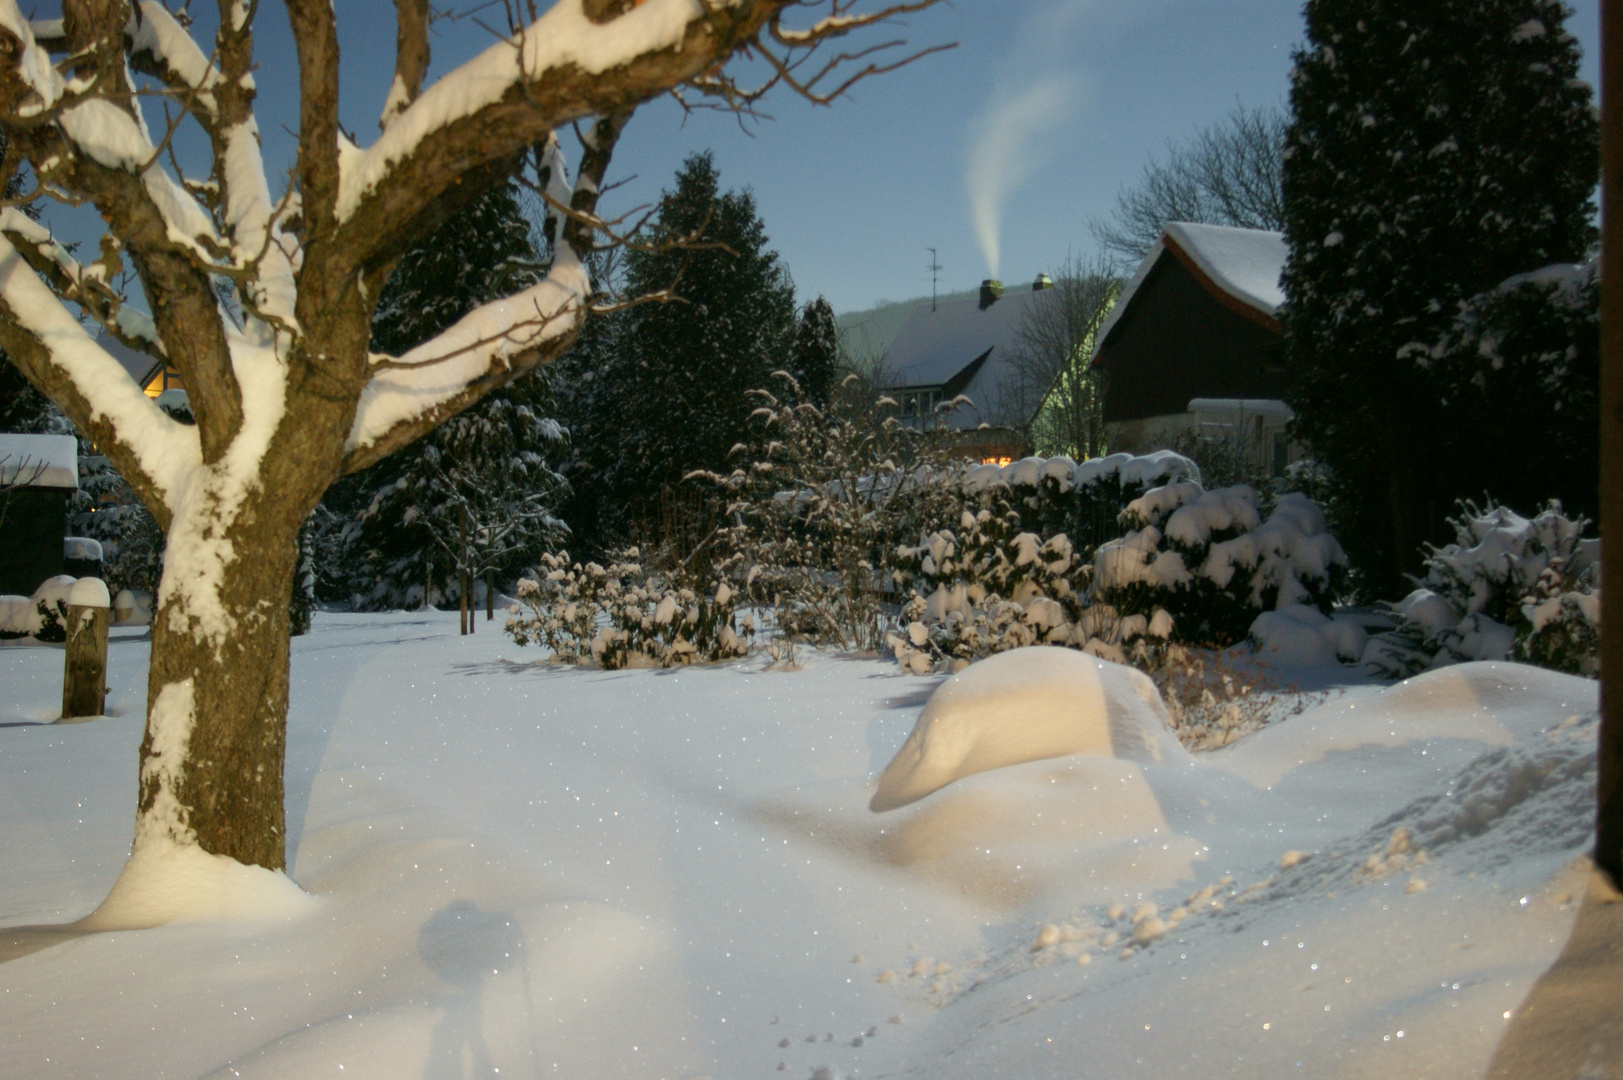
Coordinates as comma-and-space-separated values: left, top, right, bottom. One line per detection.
1364, 501, 1599, 678
869, 646, 1183, 811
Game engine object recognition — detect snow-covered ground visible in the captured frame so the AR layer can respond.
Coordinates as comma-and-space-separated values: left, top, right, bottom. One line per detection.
0, 612, 1601, 1079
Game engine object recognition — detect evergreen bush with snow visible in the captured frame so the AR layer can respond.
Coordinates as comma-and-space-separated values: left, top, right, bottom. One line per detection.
1281, 0, 1598, 596
505, 549, 751, 669
1364, 500, 1600, 677
1094, 485, 1348, 648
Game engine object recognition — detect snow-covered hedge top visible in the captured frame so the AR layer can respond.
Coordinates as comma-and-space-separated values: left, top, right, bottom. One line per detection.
959, 450, 1200, 495
0, 433, 78, 489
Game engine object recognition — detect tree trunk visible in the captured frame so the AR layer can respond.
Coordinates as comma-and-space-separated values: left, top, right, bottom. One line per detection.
1597, 0, 1622, 891
136, 485, 304, 872
487, 570, 494, 621
459, 504, 470, 636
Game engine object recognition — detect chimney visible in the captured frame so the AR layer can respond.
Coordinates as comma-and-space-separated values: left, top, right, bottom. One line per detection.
979, 279, 1004, 309
1033, 273, 1053, 291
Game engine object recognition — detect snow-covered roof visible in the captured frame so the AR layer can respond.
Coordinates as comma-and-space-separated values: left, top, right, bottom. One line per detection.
0, 433, 78, 489
882, 284, 1062, 430
1187, 398, 1294, 419
1165, 223, 1287, 314
1091, 223, 1288, 366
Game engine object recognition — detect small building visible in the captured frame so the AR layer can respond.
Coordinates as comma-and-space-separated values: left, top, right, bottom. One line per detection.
1089, 222, 1297, 474
102, 333, 183, 398
881, 276, 1061, 463
0, 433, 79, 596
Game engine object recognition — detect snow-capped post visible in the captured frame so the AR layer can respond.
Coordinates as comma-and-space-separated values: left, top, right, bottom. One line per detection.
62, 577, 110, 720
0, 0, 948, 892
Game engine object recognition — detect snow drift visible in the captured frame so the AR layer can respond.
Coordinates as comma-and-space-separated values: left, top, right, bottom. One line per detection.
870, 646, 1185, 811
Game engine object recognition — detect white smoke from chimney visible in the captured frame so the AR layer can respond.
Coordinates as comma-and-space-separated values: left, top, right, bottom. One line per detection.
964, 2, 1095, 278
966, 75, 1076, 279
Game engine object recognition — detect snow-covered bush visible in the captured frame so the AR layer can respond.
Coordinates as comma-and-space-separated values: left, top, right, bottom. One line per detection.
956, 450, 1200, 560
882, 452, 1201, 674
698, 373, 961, 652
0, 576, 76, 641
1093, 485, 1347, 647
505, 549, 751, 669
70, 454, 164, 598
1365, 501, 1599, 678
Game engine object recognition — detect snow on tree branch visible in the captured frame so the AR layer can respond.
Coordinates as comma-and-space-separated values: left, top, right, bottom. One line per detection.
0, 228, 197, 512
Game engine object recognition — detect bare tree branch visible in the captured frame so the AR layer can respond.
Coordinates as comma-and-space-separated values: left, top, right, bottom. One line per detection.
381, 0, 430, 131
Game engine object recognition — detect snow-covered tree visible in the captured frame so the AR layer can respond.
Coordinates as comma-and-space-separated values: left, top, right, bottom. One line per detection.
1281, 0, 1597, 597
0, 0, 945, 891
341, 179, 569, 611
791, 296, 839, 405
573, 151, 797, 539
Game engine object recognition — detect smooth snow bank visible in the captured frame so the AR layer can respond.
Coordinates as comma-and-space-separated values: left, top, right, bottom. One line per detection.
1214, 661, 1585, 790
0, 616, 1604, 1080
870, 647, 1185, 811
80, 839, 317, 930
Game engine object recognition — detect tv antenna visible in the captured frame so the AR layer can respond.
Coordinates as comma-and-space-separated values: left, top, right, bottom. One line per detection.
926, 247, 943, 311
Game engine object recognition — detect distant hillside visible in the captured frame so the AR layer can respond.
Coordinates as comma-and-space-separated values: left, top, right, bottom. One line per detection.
836, 288, 978, 370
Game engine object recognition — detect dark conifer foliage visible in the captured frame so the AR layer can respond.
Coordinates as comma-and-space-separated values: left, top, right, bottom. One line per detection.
791, 296, 840, 406
569, 152, 796, 543
1281, 0, 1597, 597
331, 178, 569, 607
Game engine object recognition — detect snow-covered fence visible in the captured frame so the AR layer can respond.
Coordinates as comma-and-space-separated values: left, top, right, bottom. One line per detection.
1363, 501, 1600, 678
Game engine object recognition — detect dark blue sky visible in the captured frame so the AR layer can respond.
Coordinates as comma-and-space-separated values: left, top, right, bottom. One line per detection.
30, 0, 1606, 314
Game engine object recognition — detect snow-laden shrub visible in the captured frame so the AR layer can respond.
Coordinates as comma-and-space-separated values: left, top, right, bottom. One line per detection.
505, 549, 751, 669
0, 575, 76, 640
1516, 557, 1600, 677
1093, 485, 1347, 647
698, 373, 962, 652
1364, 501, 1599, 677
956, 450, 1200, 560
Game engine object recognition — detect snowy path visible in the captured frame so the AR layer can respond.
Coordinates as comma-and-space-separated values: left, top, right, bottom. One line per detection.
0, 613, 1598, 1079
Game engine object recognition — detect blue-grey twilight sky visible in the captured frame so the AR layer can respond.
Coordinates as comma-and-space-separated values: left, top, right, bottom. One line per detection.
33, 1, 1607, 315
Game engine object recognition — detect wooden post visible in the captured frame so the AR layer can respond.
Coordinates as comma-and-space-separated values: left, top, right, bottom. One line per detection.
62, 577, 110, 720
1598, 0, 1623, 891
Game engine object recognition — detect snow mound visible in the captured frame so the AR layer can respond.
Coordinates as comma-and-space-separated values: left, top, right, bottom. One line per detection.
870, 647, 1183, 812
1250, 604, 1366, 666
80, 840, 318, 930
1216, 661, 1596, 790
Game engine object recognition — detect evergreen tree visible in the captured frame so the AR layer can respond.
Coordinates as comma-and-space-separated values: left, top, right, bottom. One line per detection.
574, 152, 796, 541
1280, 0, 1597, 597
334, 178, 570, 608
791, 296, 840, 405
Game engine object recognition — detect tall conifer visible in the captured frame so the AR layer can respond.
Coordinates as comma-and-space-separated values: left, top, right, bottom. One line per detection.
1281, 0, 1596, 595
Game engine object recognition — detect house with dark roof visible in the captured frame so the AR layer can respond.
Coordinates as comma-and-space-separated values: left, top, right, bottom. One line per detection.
881, 276, 1060, 463
1089, 222, 1298, 475
0, 433, 79, 596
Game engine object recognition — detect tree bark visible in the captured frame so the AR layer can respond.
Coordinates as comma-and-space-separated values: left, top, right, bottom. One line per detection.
139, 492, 302, 870
1597, 0, 1622, 891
